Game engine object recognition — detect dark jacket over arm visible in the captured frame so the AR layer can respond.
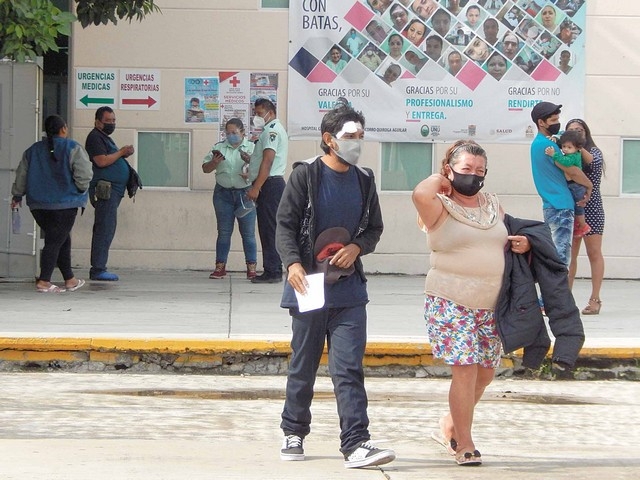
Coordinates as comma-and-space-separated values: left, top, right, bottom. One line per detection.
496, 215, 585, 368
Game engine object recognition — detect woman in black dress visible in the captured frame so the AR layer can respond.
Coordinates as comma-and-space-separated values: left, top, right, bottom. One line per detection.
566, 119, 605, 315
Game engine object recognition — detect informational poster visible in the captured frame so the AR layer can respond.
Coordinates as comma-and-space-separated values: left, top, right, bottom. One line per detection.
249, 73, 279, 139
288, 0, 586, 143
220, 71, 252, 136
184, 72, 279, 135
184, 77, 220, 123
218, 71, 279, 140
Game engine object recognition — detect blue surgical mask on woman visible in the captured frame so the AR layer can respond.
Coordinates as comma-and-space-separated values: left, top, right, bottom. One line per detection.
226, 133, 241, 145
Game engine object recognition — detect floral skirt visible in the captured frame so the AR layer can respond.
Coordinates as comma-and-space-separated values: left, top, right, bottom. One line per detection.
424, 295, 502, 369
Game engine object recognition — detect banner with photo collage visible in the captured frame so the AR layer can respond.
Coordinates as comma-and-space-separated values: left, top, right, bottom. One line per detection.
288, 0, 586, 143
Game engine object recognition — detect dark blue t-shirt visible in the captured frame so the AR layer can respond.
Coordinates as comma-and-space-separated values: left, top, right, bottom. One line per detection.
281, 161, 368, 309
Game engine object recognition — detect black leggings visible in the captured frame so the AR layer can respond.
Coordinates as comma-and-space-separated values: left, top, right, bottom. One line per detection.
31, 208, 78, 282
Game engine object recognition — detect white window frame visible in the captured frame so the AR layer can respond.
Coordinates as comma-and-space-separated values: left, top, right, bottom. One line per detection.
135, 130, 192, 191
620, 137, 640, 197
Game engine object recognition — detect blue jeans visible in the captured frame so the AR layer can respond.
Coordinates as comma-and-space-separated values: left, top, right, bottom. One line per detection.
567, 181, 586, 216
212, 184, 257, 263
543, 207, 574, 266
89, 186, 122, 276
256, 176, 285, 275
281, 306, 370, 454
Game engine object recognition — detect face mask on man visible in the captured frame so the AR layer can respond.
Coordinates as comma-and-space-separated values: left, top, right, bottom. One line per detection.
547, 122, 561, 135
102, 123, 115, 135
450, 169, 485, 196
332, 138, 362, 166
253, 112, 269, 129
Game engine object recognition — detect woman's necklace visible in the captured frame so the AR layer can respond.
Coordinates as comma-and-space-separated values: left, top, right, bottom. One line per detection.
440, 193, 498, 228
455, 195, 483, 222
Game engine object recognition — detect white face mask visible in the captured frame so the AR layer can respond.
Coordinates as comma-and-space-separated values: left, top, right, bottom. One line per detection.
253, 112, 269, 129
332, 138, 362, 166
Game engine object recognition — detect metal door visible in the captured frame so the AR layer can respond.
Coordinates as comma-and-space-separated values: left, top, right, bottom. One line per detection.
0, 61, 43, 279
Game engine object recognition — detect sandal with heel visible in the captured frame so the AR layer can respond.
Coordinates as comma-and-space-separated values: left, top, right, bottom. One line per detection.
581, 298, 601, 315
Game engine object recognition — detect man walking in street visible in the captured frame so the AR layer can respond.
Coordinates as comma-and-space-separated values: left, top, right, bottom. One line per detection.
275, 103, 395, 468
85, 106, 134, 281
246, 98, 288, 283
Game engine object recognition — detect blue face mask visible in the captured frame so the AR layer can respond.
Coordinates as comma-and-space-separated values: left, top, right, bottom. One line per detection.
227, 133, 241, 145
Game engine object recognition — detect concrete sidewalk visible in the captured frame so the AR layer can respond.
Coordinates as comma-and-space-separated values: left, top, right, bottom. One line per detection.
0, 270, 638, 375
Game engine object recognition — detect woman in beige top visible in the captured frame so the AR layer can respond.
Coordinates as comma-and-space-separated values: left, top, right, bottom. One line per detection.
412, 140, 529, 466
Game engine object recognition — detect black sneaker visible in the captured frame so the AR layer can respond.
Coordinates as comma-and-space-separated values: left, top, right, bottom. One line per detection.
552, 361, 574, 380
280, 434, 304, 461
251, 273, 282, 284
344, 440, 395, 469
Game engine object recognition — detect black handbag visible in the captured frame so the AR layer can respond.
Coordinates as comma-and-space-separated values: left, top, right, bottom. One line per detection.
125, 160, 143, 200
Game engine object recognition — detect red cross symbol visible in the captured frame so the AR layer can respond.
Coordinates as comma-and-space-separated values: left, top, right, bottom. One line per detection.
203, 79, 210, 86
229, 76, 241, 87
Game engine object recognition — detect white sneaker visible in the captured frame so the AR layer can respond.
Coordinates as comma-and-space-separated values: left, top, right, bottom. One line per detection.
280, 434, 304, 461
344, 440, 395, 468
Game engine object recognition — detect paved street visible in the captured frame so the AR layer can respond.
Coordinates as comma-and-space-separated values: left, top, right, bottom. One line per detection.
1, 271, 639, 476
1, 373, 639, 479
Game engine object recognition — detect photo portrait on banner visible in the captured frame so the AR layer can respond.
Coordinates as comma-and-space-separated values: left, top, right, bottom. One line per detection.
288, 0, 586, 143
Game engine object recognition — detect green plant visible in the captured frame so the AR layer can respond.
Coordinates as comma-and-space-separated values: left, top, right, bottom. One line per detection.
0, 0, 76, 62
0, 0, 160, 62
75, 0, 161, 28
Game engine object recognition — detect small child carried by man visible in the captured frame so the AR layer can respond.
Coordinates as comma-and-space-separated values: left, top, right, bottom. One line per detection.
545, 130, 593, 237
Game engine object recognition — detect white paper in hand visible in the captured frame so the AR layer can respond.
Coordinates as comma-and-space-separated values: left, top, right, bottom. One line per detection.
294, 273, 325, 312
